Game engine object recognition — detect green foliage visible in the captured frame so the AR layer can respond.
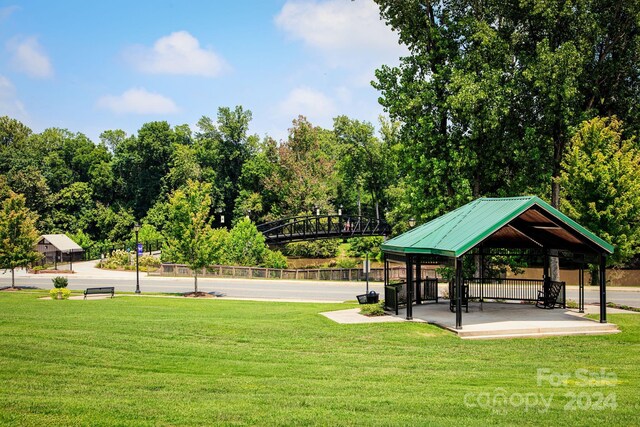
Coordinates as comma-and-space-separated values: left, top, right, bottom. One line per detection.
0, 192, 41, 287
262, 249, 288, 269
560, 117, 640, 263
347, 236, 384, 258
139, 255, 160, 270
225, 217, 267, 266
49, 288, 71, 299
68, 229, 93, 249
52, 276, 68, 289
162, 180, 217, 292
99, 249, 130, 269
136, 223, 163, 245
284, 239, 340, 258
373, 0, 640, 222
359, 303, 386, 317
335, 257, 358, 269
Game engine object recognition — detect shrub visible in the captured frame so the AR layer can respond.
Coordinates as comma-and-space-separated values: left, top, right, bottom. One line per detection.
49, 288, 71, 299
360, 303, 386, 316
336, 257, 358, 269
565, 299, 579, 309
52, 276, 68, 288
139, 255, 160, 269
262, 250, 288, 269
283, 239, 340, 258
347, 236, 384, 257
99, 249, 131, 270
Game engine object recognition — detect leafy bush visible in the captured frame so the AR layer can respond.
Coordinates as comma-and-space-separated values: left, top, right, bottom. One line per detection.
139, 255, 160, 268
99, 249, 130, 269
360, 303, 385, 316
336, 257, 358, 269
565, 299, 579, 309
225, 218, 267, 266
52, 276, 68, 288
283, 239, 340, 258
49, 288, 71, 299
347, 236, 384, 257
262, 250, 288, 269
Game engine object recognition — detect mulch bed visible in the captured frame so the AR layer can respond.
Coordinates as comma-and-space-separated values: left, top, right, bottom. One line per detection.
27, 269, 74, 274
183, 292, 214, 298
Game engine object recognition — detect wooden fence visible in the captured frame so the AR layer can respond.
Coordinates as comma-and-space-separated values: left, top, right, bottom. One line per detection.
150, 264, 440, 282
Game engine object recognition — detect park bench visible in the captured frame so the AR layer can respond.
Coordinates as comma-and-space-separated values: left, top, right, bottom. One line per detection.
536, 280, 564, 309
84, 287, 115, 299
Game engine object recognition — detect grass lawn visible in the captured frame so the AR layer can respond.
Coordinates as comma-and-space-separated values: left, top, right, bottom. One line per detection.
0, 291, 638, 426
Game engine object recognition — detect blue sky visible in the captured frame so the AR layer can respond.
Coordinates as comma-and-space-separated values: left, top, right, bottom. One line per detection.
0, 0, 406, 143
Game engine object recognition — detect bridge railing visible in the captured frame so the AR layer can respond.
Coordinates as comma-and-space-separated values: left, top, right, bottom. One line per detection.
257, 214, 390, 243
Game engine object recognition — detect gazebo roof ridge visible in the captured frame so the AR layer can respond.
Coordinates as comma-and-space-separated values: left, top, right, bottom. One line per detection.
382, 196, 614, 257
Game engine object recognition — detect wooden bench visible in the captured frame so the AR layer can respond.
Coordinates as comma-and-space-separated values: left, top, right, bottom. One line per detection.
84, 287, 115, 299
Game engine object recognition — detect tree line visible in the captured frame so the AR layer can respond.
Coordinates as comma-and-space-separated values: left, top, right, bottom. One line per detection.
1, 0, 639, 274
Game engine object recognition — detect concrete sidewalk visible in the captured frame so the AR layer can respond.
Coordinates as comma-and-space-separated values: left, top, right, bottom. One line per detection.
321, 302, 632, 339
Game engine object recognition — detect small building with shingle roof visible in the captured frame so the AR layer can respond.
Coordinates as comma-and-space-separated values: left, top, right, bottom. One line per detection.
36, 234, 84, 264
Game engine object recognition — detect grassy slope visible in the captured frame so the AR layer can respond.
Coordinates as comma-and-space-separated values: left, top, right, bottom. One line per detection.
0, 292, 638, 426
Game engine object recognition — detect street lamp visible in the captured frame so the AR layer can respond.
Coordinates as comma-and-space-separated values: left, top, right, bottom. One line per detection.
216, 208, 224, 225
134, 222, 140, 294
409, 217, 416, 228
338, 205, 342, 216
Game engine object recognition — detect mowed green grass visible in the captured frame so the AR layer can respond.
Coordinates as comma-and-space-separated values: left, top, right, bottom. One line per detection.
0, 292, 639, 426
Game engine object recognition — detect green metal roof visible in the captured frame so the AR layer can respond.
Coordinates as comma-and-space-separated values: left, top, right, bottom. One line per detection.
382, 196, 614, 257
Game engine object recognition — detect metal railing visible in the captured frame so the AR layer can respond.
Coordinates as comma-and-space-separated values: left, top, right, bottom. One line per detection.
463, 277, 565, 307
384, 278, 439, 314
257, 214, 391, 243
82, 240, 163, 261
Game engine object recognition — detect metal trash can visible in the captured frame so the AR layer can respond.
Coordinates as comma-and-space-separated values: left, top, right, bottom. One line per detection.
366, 291, 379, 304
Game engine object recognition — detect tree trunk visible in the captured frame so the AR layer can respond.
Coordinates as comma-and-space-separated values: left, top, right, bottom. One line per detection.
11, 268, 15, 289
194, 270, 198, 294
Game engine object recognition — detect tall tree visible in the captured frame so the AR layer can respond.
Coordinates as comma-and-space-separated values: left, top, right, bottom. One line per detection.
0, 192, 41, 288
374, 0, 640, 212
195, 106, 254, 222
163, 180, 217, 294
263, 116, 338, 217
559, 117, 640, 264
112, 122, 178, 218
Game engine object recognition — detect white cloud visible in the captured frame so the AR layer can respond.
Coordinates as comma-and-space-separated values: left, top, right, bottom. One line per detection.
0, 75, 29, 121
125, 31, 229, 77
6, 36, 53, 78
0, 5, 19, 21
96, 88, 179, 115
0, 75, 28, 119
278, 87, 337, 124
275, 0, 407, 68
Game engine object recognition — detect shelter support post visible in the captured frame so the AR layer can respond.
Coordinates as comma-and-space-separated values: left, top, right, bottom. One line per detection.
479, 247, 484, 310
405, 255, 413, 320
579, 263, 585, 314
383, 255, 388, 288
455, 257, 463, 329
416, 258, 422, 305
599, 255, 607, 323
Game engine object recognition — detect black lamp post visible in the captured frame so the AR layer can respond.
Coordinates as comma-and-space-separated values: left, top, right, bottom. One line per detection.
134, 222, 140, 294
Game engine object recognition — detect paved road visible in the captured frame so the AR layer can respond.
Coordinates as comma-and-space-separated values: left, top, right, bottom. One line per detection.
2, 261, 639, 306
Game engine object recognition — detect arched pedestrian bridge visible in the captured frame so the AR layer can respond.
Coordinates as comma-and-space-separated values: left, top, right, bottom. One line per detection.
257, 214, 391, 244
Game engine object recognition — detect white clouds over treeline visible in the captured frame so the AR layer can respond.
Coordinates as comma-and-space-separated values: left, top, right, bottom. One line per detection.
124, 31, 229, 78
